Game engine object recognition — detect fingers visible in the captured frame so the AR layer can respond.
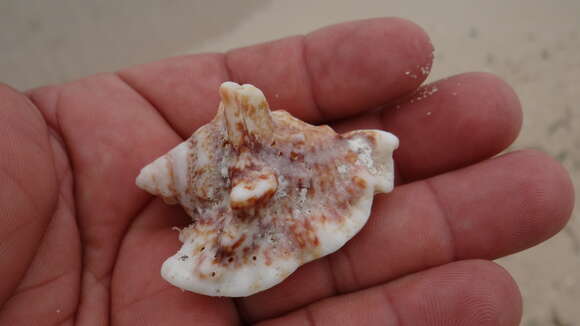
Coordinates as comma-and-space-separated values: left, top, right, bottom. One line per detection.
237, 149, 574, 322
0, 84, 58, 306
258, 260, 522, 326
228, 17, 433, 121
118, 17, 433, 138
334, 72, 523, 182
337, 150, 573, 287
425, 149, 574, 258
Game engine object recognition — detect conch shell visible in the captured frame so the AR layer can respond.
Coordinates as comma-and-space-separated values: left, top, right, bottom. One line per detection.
136, 82, 398, 297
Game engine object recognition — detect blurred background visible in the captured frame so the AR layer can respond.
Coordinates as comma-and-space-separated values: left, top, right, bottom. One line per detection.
1, 0, 578, 324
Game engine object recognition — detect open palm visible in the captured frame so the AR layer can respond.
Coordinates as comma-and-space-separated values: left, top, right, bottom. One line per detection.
0, 18, 574, 325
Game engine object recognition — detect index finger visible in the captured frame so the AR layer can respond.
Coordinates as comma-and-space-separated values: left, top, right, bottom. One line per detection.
118, 17, 433, 138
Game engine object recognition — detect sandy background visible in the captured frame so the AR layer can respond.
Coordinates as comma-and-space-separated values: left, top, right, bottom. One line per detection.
1, 0, 578, 324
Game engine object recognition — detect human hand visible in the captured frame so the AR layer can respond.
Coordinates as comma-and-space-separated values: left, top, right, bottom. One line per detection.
0, 18, 574, 325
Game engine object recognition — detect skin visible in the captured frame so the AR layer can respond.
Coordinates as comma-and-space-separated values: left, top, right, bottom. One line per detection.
0, 17, 574, 326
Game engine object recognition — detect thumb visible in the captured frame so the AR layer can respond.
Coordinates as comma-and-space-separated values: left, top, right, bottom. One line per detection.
0, 84, 58, 305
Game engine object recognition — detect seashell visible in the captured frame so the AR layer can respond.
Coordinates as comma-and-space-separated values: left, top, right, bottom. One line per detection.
136, 82, 399, 297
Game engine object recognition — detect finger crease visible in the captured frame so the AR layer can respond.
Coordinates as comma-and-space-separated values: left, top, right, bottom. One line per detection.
113, 286, 174, 314
108, 196, 155, 275
221, 52, 235, 84
56, 314, 76, 326
15, 269, 74, 295
0, 166, 43, 221
299, 35, 329, 122
304, 305, 318, 326
323, 256, 340, 296
332, 247, 360, 293
380, 286, 402, 326
115, 72, 184, 140
424, 179, 457, 262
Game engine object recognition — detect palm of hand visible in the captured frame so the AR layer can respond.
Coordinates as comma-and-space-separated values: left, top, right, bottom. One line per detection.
0, 18, 573, 326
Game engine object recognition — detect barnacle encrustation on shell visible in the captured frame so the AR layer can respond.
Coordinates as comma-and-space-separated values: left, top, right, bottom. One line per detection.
136, 82, 399, 297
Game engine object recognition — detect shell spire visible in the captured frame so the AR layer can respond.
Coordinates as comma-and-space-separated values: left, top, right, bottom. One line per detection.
220, 82, 274, 150
220, 82, 278, 209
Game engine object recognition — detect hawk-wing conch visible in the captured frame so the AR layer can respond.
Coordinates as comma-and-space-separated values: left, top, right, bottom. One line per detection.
136, 82, 399, 297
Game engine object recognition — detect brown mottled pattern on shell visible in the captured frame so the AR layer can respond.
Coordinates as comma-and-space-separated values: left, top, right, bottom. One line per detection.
149, 85, 389, 285
239, 94, 274, 144
176, 107, 372, 274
